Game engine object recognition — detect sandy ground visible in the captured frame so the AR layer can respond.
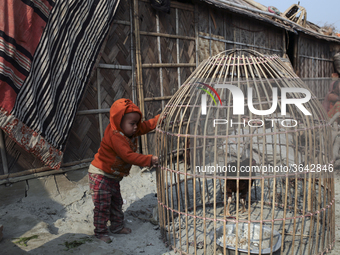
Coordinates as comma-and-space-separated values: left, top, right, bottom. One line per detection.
0, 165, 339, 255
0, 166, 174, 255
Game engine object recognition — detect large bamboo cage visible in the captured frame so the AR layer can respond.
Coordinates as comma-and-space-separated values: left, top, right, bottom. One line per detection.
155, 49, 335, 255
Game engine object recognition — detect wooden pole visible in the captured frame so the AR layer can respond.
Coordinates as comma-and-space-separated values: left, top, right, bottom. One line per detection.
97, 63, 132, 70
283, 30, 286, 56
0, 159, 92, 185
97, 68, 104, 139
133, 0, 148, 154
130, 4, 136, 103
0, 130, 8, 175
156, 12, 164, 110
139, 31, 195, 40
142, 63, 196, 68
293, 34, 299, 74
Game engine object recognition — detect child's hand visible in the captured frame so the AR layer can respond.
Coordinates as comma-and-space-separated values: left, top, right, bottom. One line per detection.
161, 113, 167, 120
151, 156, 159, 167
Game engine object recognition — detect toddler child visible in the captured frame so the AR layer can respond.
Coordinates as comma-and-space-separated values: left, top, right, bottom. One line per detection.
88, 98, 159, 243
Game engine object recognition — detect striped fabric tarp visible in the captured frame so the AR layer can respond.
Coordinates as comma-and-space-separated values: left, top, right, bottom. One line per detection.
0, 0, 120, 169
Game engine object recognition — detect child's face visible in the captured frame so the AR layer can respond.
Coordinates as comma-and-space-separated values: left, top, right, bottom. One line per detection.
120, 112, 140, 137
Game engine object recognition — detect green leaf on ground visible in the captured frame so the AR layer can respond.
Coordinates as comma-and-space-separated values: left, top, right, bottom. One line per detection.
13, 235, 39, 246
63, 236, 93, 250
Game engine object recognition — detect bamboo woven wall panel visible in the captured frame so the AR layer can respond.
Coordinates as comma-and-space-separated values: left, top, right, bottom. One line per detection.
197, 5, 224, 36
139, 2, 157, 33
179, 40, 195, 64
197, 4, 284, 64
298, 35, 333, 78
198, 32, 225, 62
303, 78, 334, 101
63, 115, 100, 163
209, 10, 225, 37
158, 7, 176, 35
178, 8, 195, 37
160, 37, 177, 64
100, 69, 133, 105
224, 13, 234, 42
104, 24, 132, 66
138, 0, 196, 151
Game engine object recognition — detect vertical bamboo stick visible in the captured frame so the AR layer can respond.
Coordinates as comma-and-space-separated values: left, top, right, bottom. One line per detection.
331, 172, 335, 250
156, 131, 163, 235
243, 55, 253, 255
234, 56, 242, 255
176, 9, 181, 90
294, 35, 299, 74
208, 8, 212, 57
202, 92, 208, 255
165, 133, 171, 246
314, 129, 321, 254
250, 54, 268, 255
156, 12, 165, 110
97, 68, 103, 139
169, 138, 175, 248
176, 148, 182, 252
283, 30, 286, 56
0, 130, 8, 175
233, 26, 236, 49
298, 134, 307, 255
184, 138, 189, 252
195, 4, 199, 67
192, 61, 203, 254
311, 43, 314, 79
320, 164, 327, 253
130, 5, 136, 103
133, 0, 148, 154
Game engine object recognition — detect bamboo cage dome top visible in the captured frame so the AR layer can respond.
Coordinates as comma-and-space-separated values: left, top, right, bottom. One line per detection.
156, 49, 332, 171
155, 49, 335, 255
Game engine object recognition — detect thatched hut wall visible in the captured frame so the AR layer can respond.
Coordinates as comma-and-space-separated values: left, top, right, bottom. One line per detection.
296, 34, 336, 101
138, 0, 286, 156
298, 34, 333, 78
1, 0, 340, 178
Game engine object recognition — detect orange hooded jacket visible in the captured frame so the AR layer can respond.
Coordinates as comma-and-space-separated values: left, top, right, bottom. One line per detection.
91, 98, 160, 177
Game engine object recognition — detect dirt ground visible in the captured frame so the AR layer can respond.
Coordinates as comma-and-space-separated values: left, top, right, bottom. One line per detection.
0, 165, 339, 255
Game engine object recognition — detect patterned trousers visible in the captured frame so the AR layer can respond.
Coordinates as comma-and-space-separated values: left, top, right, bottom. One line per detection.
88, 173, 124, 237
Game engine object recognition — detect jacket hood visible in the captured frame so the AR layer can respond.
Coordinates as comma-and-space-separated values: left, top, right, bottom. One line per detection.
110, 98, 142, 132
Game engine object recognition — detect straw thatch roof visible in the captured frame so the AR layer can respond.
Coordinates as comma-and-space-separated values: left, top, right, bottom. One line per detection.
202, 0, 340, 42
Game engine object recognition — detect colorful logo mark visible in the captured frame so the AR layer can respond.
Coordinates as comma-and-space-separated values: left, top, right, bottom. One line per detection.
197, 82, 222, 115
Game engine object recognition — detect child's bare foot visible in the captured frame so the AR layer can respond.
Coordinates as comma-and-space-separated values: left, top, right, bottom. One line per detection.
98, 235, 112, 243
117, 227, 131, 234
